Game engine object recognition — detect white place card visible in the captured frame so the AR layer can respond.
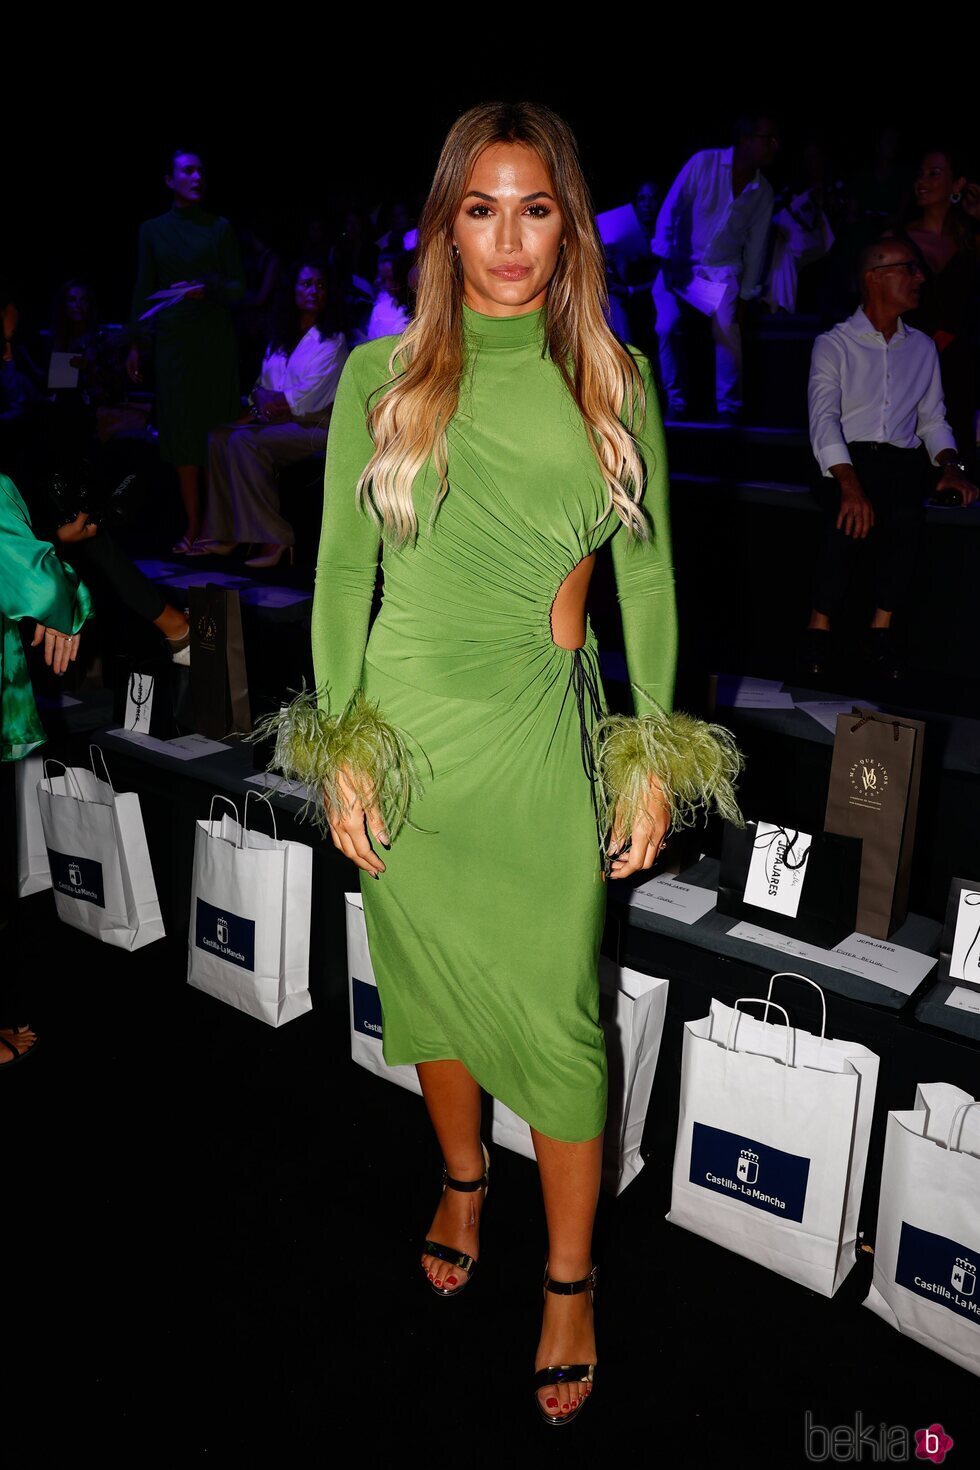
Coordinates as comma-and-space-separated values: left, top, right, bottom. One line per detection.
107, 728, 230, 761
727, 921, 937, 995
245, 772, 315, 801
795, 700, 878, 735
743, 823, 812, 919
629, 875, 717, 925
124, 673, 155, 736
945, 986, 980, 1015
949, 888, 980, 983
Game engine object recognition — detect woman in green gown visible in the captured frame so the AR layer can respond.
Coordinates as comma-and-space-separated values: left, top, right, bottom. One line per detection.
128, 151, 244, 552
259, 102, 740, 1425
1, 471, 91, 1064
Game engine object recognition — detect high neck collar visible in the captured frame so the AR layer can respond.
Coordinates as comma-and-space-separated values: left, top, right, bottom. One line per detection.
461, 300, 548, 350
171, 201, 208, 222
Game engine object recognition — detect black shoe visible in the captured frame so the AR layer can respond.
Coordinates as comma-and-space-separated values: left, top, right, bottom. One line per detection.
420, 1141, 490, 1297
799, 628, 833, 678
532, 1264, 599, 1427
864, 628, 902, 680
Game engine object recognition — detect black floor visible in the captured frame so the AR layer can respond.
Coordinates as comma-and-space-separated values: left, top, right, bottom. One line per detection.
7, 888, 976, 1465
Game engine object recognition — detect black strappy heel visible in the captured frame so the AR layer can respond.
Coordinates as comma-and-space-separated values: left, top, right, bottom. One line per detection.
532, 1263, 599, 1426
420, 1140, 490, 1298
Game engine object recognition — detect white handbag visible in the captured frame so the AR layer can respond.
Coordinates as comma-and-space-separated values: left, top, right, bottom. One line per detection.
346, 891, 423, 1096
187, 793, 313, 1027
667, 973, 879, 1296
491, 958, 669, 1196
36, 746, 165, 950
864, 1084, 980, 1377
15, 753, 51, 897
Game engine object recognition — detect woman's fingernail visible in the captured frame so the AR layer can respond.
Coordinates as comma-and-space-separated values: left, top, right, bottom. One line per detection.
378, 832, 390, 848
373, 872, 380, 880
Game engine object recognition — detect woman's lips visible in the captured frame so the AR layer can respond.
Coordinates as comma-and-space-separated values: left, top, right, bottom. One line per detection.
488, 265, 531, 280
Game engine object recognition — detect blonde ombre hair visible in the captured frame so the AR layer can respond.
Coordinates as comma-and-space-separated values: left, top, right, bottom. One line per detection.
357, 100, 653, 548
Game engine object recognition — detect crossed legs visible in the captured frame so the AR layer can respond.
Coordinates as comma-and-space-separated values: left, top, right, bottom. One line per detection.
416, 1057, 601, 1419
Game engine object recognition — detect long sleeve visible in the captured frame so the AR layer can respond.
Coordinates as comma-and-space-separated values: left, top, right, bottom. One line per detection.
609, 349, 678, 715
915, 344, 957, 464
0, 474, 92, 632
739, 184, 774, 299
129, 220, 157, 344
652, 155, 696, 261
310, 343, 386, 713
808, 334, 852, 476
207, 218, 245, 307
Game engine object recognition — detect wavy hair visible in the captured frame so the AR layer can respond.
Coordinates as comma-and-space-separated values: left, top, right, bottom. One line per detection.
355, 100, 652, 548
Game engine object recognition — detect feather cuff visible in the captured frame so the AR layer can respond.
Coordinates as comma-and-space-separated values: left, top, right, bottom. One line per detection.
248, 685, 426, 841
591, 706, 744, 851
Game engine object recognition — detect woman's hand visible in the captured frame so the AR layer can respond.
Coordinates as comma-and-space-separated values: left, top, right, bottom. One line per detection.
326, 766, 390, 877
605, 772, 671, 881
31, 622, 81, 676
55, 511, 99, 545
126, 346, 142, 384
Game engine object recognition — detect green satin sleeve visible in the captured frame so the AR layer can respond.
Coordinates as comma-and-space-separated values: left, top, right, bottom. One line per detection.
0, 474, 92, 631
608, 349, 678, 716
310, 341, 387, 715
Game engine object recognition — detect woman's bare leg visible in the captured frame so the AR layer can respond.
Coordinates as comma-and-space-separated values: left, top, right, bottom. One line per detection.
531, 1128, 603, 1419
417, 1059, 486, 1290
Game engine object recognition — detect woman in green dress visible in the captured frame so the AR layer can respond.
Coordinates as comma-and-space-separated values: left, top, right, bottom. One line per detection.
0, 471, 91, 1064
127, 151, 244, 552
259, 102, 740, 1425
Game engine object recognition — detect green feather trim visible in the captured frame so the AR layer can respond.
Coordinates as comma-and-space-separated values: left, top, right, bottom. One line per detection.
591, 705, 744, 853
247, 685, 427, 841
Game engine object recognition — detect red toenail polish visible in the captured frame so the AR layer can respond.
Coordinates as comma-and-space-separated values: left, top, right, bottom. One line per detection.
547, 1398, 558, 1409
446, 1277, 457, 1286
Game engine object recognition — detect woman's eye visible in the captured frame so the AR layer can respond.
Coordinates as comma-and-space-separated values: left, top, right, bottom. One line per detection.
466, 204, 552, 219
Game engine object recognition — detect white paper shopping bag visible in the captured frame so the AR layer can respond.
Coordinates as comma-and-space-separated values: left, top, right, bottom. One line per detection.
187, 793, 313, 1026
15, 754, 51, 896
36, 747, 165, 950
346, 891, 422, 1097
491, 958, 669, 1196
864, 1085, 980, 1377
667, 973, 879, 1297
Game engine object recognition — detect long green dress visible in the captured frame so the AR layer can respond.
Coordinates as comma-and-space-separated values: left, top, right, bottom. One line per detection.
311, 303, 677, 1142
0, 474, 91, 762
130, 204, 243, 467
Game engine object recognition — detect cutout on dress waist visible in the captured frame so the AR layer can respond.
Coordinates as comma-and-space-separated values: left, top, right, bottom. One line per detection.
549, 553, 596, 650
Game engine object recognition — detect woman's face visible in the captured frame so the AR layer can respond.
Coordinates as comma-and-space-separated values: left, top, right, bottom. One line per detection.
66, 285, 93, 325
915, 152, 965, 210
452, 142, 564, 316
295, 267, 328, 314
167, 153, 205, 206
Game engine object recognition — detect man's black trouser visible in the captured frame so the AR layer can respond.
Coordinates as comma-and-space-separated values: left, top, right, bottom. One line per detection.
811, 441, 931, 618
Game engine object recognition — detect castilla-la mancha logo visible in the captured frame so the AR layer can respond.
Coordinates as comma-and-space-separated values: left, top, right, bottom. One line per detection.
848, 757, 889, 809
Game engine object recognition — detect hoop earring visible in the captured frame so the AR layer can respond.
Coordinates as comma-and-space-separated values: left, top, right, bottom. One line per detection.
950, 191, 963, 205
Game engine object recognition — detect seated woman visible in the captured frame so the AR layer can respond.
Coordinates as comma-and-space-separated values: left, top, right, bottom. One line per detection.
363, 250, 414, 340
195, 259, 348, 567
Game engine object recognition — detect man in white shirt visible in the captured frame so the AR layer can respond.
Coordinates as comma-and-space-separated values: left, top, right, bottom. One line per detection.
652, 114, 778, 421
803, 235, 977, 677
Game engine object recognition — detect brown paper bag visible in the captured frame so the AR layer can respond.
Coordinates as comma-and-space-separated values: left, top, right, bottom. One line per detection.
823, 708, 924, 939
189, 584, 252, 739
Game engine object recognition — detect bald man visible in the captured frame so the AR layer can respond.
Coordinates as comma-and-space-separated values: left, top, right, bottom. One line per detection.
802, 235, 977, 679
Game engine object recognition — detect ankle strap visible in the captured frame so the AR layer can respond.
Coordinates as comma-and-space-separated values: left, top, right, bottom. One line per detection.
543, 1264, 598, 1295
442, 1164, 488, 1192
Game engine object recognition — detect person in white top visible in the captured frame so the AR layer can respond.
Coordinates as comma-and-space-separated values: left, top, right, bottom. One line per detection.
803, 234, 977, 678
195, 260, 349, 567
652, 114, 778, 420
363, 251, 413, 341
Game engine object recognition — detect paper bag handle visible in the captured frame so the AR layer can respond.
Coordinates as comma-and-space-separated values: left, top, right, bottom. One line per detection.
89, 745, 116, 795
725, 999, 795, 1068
945, 1101, 980, 1153
207, 794, 239, 836
764, 972, 827, 1043
242, 789, 278, 847
42, 759, 83, 800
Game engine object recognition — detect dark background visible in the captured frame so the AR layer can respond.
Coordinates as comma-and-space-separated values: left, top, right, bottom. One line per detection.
6, 56, 978, 323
